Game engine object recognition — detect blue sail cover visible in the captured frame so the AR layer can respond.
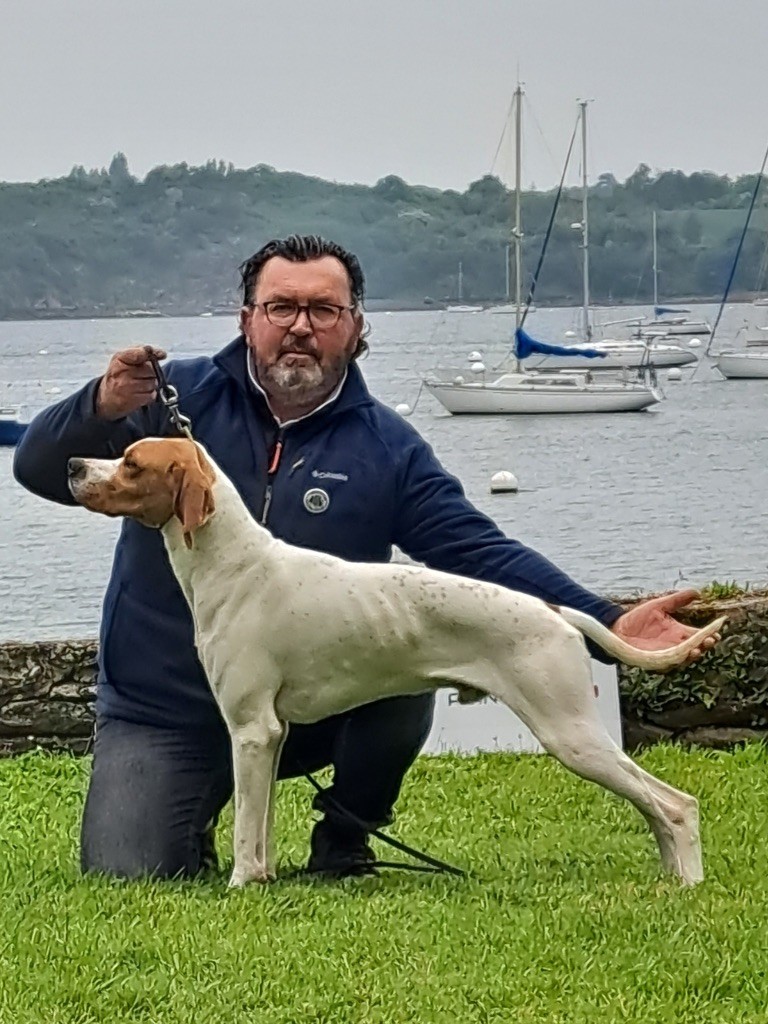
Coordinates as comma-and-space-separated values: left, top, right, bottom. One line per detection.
654, 305, 690, 316
514, 326, 607, 360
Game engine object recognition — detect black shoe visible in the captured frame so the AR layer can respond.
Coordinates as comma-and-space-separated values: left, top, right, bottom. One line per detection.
306, 818, 377, 878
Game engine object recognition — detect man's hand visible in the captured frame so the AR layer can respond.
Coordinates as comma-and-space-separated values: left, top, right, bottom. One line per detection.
95, 346, 167, 420
611, 588, 721, 667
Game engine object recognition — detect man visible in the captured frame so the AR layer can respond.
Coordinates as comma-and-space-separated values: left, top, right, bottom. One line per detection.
13, 234, 715, 881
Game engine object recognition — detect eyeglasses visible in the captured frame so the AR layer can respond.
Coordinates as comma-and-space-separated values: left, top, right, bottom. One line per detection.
254, 301, 355, 330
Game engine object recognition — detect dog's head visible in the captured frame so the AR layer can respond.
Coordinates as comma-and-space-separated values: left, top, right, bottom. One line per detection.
68, 437, 216, 549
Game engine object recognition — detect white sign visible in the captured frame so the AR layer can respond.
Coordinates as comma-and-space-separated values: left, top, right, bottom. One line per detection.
423, 660, 622, 755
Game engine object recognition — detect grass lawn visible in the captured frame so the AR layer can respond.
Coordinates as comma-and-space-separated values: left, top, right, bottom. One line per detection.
2, 745, 768, 1023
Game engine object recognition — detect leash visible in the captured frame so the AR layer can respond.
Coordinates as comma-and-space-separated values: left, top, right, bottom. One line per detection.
146, 348, 466, 879
300, 769, 468, 879
145, 346, 194, 441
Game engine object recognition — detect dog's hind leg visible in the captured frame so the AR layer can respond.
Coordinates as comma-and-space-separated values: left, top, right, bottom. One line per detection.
496, 646, 703, 885
227, 709, 287, 888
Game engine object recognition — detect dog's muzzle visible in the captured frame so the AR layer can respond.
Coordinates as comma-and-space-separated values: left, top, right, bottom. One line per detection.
68, 457, 87, 482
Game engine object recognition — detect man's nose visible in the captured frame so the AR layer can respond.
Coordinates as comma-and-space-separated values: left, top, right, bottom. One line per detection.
291, 309, 313, 334
67, 457, 87, 480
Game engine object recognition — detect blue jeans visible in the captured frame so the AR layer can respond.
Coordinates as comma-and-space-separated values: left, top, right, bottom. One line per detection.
80, 693, 435, 879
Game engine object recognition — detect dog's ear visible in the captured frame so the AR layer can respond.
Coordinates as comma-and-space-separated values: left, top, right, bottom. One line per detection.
171, 446, 216, 549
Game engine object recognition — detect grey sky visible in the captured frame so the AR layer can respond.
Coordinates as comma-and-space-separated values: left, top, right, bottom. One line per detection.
3, 0, 766, 191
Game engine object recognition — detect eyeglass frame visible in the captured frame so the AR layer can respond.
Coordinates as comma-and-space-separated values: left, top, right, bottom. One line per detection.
247, 300, 357, 330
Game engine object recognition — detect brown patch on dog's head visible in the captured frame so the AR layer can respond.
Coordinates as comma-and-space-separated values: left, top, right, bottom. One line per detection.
71, 438, 216, 547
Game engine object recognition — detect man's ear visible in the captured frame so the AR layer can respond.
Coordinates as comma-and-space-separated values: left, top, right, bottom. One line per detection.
172, 450, 216, 549
238, 305, 252, 336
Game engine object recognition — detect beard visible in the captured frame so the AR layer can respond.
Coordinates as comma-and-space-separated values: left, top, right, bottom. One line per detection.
254, 339, 349, 408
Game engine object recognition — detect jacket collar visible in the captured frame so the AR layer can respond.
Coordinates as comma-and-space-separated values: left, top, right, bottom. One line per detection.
212, 334, 375, 426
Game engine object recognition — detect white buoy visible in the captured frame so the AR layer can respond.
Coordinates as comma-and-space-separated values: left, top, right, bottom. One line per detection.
564, 330, 576, 339
470, 361, 486, 374
394, 402, 412, 416
467, 350, 483, 362
45, 386, 62, 395
38, 349, 48, 355
490, 470, 519, 494
688, 338, 701, 348
667, 368, 683, 382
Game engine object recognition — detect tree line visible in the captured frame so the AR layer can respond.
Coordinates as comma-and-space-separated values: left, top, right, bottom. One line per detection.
0, 152, 766, 318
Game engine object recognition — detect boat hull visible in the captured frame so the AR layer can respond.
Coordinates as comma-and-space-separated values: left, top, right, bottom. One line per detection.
714, 353, 768, 379
528, 346, 696, 370
424, 381, 659, 414
0, 420, 27, 446
642, 321, 711, 336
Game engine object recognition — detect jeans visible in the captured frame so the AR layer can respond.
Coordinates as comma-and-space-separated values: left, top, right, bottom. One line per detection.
80, 692, 435, 879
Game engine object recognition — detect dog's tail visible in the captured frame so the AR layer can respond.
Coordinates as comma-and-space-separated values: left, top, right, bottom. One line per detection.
557, 606, 726, 672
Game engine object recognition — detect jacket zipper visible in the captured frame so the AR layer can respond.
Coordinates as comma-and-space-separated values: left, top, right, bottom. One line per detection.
260, 431, 285, 525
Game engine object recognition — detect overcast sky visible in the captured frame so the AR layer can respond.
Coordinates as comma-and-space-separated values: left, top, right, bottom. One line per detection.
2, 0, 766, 192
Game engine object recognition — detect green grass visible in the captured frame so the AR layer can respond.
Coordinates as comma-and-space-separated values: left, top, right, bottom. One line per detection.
3, 746, 768, 1023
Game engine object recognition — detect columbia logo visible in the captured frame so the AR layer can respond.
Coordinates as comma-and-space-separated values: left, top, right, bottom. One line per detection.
311, 469, 348, 482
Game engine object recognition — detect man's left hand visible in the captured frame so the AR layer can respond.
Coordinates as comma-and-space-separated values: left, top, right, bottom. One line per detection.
611, 588, 721, 667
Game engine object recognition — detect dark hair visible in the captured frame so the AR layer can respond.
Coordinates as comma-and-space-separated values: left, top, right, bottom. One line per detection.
238, 234, 369, 358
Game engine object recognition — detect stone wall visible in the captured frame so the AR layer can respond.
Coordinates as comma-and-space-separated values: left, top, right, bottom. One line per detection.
2, 591, 767, 755
0, 640, 97, 755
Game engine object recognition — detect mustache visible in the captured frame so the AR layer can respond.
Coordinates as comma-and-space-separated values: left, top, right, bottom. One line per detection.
279, 339, 318, 358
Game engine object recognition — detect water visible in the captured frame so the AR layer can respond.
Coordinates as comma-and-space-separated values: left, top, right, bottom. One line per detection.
2, 303, 766, 641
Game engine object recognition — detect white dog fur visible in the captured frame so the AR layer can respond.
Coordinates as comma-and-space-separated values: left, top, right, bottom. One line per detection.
68, 438, 725, 888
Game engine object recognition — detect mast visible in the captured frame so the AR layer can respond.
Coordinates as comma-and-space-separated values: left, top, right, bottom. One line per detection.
514, 83, 523, 330
457, 261, 463, 302
652, 209, 658, 308
511, 83, 524, 371
579, 100, 591, 342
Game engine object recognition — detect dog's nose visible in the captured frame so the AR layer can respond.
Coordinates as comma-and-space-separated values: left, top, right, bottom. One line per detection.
67, 457, 87, 480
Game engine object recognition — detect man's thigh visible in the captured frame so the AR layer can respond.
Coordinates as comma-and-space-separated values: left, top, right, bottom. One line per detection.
81, 716, 232, 880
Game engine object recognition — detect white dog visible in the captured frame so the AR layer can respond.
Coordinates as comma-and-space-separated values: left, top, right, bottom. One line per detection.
68, 437, 725, 888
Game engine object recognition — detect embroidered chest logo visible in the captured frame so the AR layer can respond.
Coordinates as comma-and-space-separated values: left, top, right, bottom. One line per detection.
311, 469, 349, 482
303, 488, 330, 514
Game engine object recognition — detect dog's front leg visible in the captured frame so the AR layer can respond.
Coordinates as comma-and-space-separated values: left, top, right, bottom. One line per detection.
228, 713, 286, 888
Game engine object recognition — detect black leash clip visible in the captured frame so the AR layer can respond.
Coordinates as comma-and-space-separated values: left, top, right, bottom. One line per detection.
144, 346, 194, 441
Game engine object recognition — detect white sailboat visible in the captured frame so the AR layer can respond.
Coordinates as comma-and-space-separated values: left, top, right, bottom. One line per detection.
712, 312, 768, 378
709, 150, 768, 379
445, 262, 483, 312
635, 211, 711, 337
423, 95, 660, 415
525, 337, 696, 371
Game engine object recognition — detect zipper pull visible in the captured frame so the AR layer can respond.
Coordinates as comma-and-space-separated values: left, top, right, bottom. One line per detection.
268, 439, 283, 476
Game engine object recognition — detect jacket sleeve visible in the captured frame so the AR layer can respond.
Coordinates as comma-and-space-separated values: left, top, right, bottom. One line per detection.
13, 377, 162, 506
391, 437, 624, 660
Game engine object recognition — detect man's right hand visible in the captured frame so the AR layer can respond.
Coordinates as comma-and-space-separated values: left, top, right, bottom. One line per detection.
95, 346, 168, 420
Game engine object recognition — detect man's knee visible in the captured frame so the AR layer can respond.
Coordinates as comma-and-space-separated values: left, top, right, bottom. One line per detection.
80, 717, 230, 881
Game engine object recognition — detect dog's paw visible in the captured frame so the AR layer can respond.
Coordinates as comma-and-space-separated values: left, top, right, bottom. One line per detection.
228, 864, 275, 888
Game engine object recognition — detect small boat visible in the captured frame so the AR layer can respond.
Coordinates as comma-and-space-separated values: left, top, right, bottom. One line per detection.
424, 368, 660, 414
0, 406, 28, 446
713, 351, 768, 378
525, 338, 696, 370
422, 95, 660, 416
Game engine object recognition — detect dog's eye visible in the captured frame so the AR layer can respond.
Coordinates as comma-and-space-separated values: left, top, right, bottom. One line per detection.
123, 459, 142, 474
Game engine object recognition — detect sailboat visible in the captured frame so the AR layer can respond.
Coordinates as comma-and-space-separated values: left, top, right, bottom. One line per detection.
0, 406, 29, 446
527, 210, 697, 370
423, 94, 660, 415
445, 262, 483, 313
633, 211, 711, 338
709, 141, 768, 379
